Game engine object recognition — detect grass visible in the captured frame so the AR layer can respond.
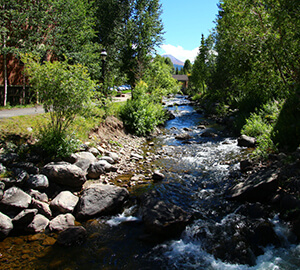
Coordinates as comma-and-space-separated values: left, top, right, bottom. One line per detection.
0, 101, 125, 146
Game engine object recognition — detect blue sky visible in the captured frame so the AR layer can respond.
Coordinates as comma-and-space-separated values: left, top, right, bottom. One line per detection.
158, 0, 220, 63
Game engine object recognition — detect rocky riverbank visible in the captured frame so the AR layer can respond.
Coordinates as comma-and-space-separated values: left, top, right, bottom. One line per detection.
0, 116, 172, 244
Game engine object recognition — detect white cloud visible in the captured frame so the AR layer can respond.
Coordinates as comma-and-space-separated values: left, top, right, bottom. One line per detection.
160, 44, 199, 63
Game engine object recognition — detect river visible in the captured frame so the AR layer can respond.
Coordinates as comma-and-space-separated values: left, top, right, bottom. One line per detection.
1, 95, 300, 269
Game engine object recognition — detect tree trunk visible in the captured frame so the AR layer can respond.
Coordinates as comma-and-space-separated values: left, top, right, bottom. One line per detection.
3, 52, 8, 107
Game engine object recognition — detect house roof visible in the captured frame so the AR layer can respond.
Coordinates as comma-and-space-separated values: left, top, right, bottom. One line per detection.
172, 75, 188, 81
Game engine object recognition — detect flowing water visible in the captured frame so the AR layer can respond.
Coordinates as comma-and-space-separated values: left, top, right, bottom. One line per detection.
1, 96, 300, 269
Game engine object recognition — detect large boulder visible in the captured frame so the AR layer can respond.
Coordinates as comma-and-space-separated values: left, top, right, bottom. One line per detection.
49, 213, 75, 231
87, 160, 117, 179
0, 187, 32, 209
31, 199, 52, 218
227, 169, 278, 202
50, 191, 79, 214
0, 212, 13, 238
26, 214, 49, 233
76, 183, 129, 219
140, 191, 192, 238
73, 152, 97, 171
42, 162, 86, 189
26, 174, 49, 190
238, 135, 256, 148
12, 209, 38, 230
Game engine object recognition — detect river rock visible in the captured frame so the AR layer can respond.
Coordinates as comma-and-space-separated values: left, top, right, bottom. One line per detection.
13, 162, 39, 174
228, 169, 278, 202
88, 147, 100, 157
140, 191, 192, 238
0, 181, 4, 200
49, 213, 75, 231
31, 198, 52, 218
100, 156, 115, 164
50, 191, 79, 214
0, 212, 13, 238
73, 152, 97, 171
12, 209, 38, 229
87, 160, 117, 179
27, 189, 48, 203
0, 153, 19, 165
56, 226, 87, 246
42, 162, 86, 189
26, 214, 49, 233
201, 131, 218, 138
1, 187, 32, 209
240, 159, 253, 173
152, 170, 165, 182
131, 153, 143, 160
0, 163, 6, 174
175, 133, 192, 140
105, 151, 120, 163
76, 183, 129, 219
26, 174, 49, 190
238, 135, 256, 148
2, 168, 29, 188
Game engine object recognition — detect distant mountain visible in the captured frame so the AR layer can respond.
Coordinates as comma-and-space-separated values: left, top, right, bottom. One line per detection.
162, 54, 184, 67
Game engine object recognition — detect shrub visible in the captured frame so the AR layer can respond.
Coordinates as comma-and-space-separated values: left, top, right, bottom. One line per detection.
120, 81, 167, 136
22, 54, 96, 158
241, 100, 283, 158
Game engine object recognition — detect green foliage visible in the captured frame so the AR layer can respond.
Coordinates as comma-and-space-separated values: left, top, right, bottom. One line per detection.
22, 54, 96, 158
143, 55, 180, 99
120, 81, 167, 136
241, 100, 283, 158
36, 127, 80, 159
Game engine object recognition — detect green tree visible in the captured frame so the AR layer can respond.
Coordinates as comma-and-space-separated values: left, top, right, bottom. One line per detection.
0, 0, 53, 106
190, 34, 215, 94
121, 0, 164, 85
22, 54, 96, 158
164, 56, 175, 74
183, 59, 192, 75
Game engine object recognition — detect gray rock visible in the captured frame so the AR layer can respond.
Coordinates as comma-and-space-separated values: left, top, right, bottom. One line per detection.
88, 147, 100, 157
87, 160, 117, 179
140, 191, 192, 238
238, 135, 256, 148
26, 174, 49, 190
50, 191, 79, 214
1, 187, 32, 209
27, 189, 48, 203
74, 152, 97, 171
0, 212, 13, 238
240, 160, 253, 173
57, 226, 87, 246
105, 151, 120, 163
131, 153, 143, 160
100, 156, 115, 164
76, 183, 129, 219
0, 163, 6, 174
12, 209, 38, 228
31, 199, 52, 218
152, 170, 165, 182
228, 169, 278, 202
0, 153, 19, 165
0, 181, 4, 200
13, 162, 39, 174
175, 133, 192, 140
49, 213, 75, 231
26, 214, 49, 233
2, 168, 28, 188
42, 162, 86, 189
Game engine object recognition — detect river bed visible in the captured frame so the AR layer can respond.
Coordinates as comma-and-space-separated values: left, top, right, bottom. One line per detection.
1, 95, 300, 269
